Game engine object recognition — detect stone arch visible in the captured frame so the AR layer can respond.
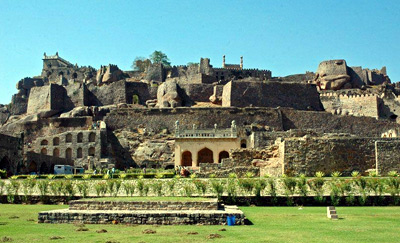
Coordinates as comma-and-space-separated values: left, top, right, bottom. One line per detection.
89, 132, 96, 142
41, 148, 47, 155
218, 151, 229, 163
77, 132, 83, 143
53, 137, 60, 146
40, 163, 49, 174
72, 73, 78, 79
58, 71, 64, 76
77, 148, 83, 158
41, 139, 48, 145
88, 147, 95, 156
66, 133, 72, 143
240, 139, 247, 148
198, 148, 213, 164
28, 161, 37, 173
53, 148, 60, 157
181, 151, 192, 166
0, 156, 10, 172
66, 148, 72, 160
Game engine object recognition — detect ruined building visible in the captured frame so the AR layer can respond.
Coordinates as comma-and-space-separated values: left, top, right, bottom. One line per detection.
0, 52, 399, 176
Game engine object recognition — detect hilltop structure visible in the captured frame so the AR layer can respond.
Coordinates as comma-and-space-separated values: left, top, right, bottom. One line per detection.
0, 53, 399, 177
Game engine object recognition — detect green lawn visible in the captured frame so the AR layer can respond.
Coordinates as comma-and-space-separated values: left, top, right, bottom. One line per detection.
0, 205, 399, 242
85, 196, 212, 202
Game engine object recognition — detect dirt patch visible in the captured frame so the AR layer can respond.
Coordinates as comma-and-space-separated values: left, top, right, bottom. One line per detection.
142, 229, 156, 234
187, 232, 199, 235
207, 234, 222, 239
49, 236, 64, 240
76, 227, 89, 232
0, 237, 13, 242
96, 229, 108, 233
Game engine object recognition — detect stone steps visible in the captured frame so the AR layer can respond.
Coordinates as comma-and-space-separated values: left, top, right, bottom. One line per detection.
38, 200, 245, 225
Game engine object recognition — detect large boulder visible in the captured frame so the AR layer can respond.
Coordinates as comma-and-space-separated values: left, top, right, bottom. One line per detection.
156, 79, 182, 108
315, 60, 351, 90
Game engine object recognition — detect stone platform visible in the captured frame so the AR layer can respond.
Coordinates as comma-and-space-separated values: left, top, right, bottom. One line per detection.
38, 199, 245, 225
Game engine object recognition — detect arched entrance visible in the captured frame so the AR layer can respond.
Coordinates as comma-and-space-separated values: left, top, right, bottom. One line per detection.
181, 151, 192, 166
218, 151, 229, 163
28, 161, 37, 173
240, 139, 247, 148
198, 148, 213, 164
40, 163, 49, 174
66, 148, 72, 160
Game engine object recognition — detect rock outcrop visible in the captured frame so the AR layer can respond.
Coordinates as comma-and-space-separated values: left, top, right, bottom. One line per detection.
156, 79, 182, 108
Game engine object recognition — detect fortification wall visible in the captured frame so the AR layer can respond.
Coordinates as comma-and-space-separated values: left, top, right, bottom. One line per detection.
0, 134, 23, 174
104, 107, 283, 133
27, 84, 65, 114
281, 108, 400, 137
87, 80, 127, 106
222, 81, 323, 111
375, 140, 400, 175
283, 137, 376, 176
320, 93, 380, 118
179, 83, 214, 102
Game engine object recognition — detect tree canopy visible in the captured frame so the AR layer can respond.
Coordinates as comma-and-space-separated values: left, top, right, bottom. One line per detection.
149, 50, 171, 67
132, 57, 151, 71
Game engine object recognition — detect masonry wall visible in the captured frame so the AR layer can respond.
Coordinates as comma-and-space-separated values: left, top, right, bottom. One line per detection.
283, 137, 377, 176
104, 107, 283, 133
0, 133, 23, 174
222, 81, 323, 111
27, 84, 65, 114
281, 108, 400, 137
87, 80, 127, 106
32, 129, 103, 165
320, 93, 380, 118
375, 140, 400, 175
179, 83, 214, 102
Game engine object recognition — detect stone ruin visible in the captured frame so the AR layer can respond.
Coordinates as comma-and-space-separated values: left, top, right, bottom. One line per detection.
0, 52, 400, 176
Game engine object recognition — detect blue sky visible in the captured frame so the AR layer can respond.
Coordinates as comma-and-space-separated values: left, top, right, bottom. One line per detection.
0, 0, 399, 104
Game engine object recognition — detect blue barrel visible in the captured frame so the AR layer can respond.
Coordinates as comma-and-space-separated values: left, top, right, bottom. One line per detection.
227, 215, 236, 226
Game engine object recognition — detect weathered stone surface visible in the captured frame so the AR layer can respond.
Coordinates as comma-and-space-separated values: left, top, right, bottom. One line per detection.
26, 84, 65, 115
38, 200, 245, 225
375, 140, 400, 175
156, 79, 182, 108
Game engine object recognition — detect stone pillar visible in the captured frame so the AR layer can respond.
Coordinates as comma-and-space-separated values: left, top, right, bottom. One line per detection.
222, 55, 226, 68
175, 145, 181, 166
213, 149, 219, 164
192, 152, 198, 167
240, 56, 243, 69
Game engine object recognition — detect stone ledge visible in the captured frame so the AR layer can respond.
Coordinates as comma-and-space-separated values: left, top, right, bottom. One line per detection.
38, 206, 244, 225
69, 199, 219, 211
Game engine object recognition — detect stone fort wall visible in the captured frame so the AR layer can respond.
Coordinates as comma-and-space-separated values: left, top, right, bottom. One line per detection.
222, 81, 323, 111
104, 107, 283, 133
375, 140, 400, 175
104, 107, 400, 137
320, 92, 380, 118
282, 137, 377, 176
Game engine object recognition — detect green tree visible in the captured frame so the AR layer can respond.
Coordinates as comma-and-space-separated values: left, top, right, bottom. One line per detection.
132, 57, 151, 71
149, 50, 171, 66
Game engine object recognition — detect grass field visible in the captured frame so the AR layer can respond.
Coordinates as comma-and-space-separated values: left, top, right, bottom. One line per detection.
0, 205, 399, 242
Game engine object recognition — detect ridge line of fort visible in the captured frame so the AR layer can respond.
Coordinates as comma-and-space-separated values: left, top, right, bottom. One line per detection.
0, 52, 399, 177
